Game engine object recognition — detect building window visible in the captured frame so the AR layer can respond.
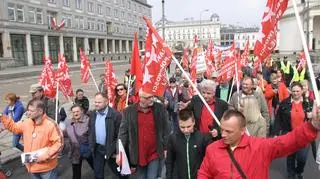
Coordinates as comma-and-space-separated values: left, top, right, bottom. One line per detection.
88, 2, 94, 12
8, 3, 15, 21
76, 0, 82, 9
48, 0, 56, 3
47, 11, 56, 26
36, 9, 43, 24
106, 7, 111, 16
63, 0, 70, 7
28, 7, 36, 23
62, 13, 72, 28
17, 5, 24, 22
114, 9, 118, 18
87, 18, 95, 30
97, 4, 103, 15
74, 16, 79, 28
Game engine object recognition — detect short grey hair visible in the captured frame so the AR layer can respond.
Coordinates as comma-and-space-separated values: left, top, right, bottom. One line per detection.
200, 79, 217, 91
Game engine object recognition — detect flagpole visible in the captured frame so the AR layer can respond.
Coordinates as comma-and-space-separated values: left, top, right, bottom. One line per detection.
89, 69, 99, 92
235, 57, 240, 110
55, 82, 59, 123
125, 75, 131, 107
228, 77, 235, 103
292, 0, 320, 105
171, 55, 220, 126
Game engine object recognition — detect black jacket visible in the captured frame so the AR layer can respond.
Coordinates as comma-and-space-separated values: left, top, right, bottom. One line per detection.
88, 107, 122, 159
187, 95, 229, 132
165, 130, 211, 179
118, 102, 170, 166
275, 96, 313, 135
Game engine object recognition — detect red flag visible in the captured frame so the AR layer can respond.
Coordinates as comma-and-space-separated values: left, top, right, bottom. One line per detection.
241, 40, 250, 67
39, 56, 56, 98
141, 16, 172, 96
252, 57, 263, 76
297, 51, 306, 70
57, 19, 65, 30
204, 39, 215, 78
130, 33, 143, 95
254, 0, 288, 61
52, 18, 57, 29
182, 49, 190, 70
56, 53, 74, 97
105, 60, 118, 105
217, 43, 236, 83
80, 48, 91, 84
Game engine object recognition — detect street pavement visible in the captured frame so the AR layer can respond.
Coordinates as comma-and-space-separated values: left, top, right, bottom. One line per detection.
0, 61, 320, 178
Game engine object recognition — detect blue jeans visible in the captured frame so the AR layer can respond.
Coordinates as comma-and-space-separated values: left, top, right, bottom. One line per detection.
12, 134, 23, 151
287, 145, 309, 177
137, 159, 161, 179
31, 168, 57, 179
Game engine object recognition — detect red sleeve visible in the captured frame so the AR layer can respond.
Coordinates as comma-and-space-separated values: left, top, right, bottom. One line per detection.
198, 145, 215, 179
262, 122, 317, 161
264, 85, 275, 99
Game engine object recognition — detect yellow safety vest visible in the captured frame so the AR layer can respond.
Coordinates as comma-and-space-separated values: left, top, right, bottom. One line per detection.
292, 67, 306, 82
280, 61, 291, 74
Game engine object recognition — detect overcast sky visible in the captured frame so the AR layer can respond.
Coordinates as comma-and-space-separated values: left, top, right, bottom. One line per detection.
148, 0, 267, 27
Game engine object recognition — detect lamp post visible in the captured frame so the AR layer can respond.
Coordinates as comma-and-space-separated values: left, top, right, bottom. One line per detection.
162, 0, 165, 42
199, 9, 209, 46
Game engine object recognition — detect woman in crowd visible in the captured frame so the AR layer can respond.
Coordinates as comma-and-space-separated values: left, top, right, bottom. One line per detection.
65, 104, 93, 179
114, 83, 128, 113
3, 93, 24, 151
276, 82, 314, 179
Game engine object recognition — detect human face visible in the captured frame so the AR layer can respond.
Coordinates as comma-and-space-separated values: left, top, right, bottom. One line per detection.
175, 68, 182, 76
201, 87, 215, 103
169, 81, 176, 88
270, 75, 278, 85
291, 86, 303, 101
94, 94, 108, 111
116, 86, 126, 96
27, 105, 43, 121
5, 98, 14, 106
221, 116, 245, 147
139, 92, 154, 108
179, 118, 195, 136
72, 106, 83, 121
31, 90, 43, 99
242, 79, 253, 94
76, 91, 84, 100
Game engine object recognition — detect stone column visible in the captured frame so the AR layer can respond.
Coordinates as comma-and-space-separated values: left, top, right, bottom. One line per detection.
112, 39, 115, 54
72, 36, 78, 62
95, 38, 99, 54
59, 33, 64, 54
126, 40, 129, 53
308, 17, 314, 49
103, 39, 108, 54
44, 34, 49, 57
84, 37, 89, 55
26, 33, 33, 66
2, 31, 12, 58
119, 40, 122, 53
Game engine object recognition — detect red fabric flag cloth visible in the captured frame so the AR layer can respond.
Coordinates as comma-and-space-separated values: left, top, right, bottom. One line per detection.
52, 18, 57, 29
141, 16, 172, 96
57, 19, 65, 30
182, 48, 190, 70
105, 60, 118, 105
205, 39, 215, 78
39, 56, 56, 98
217, 43, 236, 83
254, 0, 288, 61
56, 53, 74, 97
297, 51, 306, 70
252, 57, 263, 76
130, 32, 143, 95
80, 48, 91, 84
241, 40, 250, 67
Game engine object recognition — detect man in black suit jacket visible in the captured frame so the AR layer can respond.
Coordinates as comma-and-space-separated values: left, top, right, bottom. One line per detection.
88, 92, 122, 179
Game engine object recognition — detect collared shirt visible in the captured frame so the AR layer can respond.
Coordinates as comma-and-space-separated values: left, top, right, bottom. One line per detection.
220, 87, 229, 102
95, 107, 108, 145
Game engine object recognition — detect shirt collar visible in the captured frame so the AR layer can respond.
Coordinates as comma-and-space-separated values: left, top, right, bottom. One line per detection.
218, 134, 249, 149
291, 97, 303, 103
137, 104, 152, 113
96, 107, 109, 116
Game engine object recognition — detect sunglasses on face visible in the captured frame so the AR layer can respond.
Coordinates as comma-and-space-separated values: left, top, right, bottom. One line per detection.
117, 88, 124, 91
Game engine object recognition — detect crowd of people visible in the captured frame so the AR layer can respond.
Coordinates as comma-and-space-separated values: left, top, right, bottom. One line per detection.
0, 54, 320, 179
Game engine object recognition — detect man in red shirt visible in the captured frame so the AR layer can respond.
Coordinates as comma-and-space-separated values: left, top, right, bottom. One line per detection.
198, 108, 320, 179
117, 90, 170, 178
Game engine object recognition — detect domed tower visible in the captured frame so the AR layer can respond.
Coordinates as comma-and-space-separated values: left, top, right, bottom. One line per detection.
210, 13, 220, 23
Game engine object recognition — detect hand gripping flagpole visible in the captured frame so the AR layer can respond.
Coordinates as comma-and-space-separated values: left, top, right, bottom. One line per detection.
171, 55, 221, 126
89, 69, 99, 92
292, 0, 320, 105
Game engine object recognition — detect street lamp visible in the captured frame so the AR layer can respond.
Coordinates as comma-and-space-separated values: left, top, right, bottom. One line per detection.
199, 9, 209, 45
162, 0, 165, 42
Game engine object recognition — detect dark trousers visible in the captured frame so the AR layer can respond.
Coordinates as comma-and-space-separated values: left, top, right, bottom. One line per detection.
94, 144, 127, 179
72, 156, 94, 179
287, 145, 309, 177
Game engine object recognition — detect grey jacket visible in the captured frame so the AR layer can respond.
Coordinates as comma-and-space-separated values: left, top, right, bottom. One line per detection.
65, 115, 90, 164
118, 102, 170, 166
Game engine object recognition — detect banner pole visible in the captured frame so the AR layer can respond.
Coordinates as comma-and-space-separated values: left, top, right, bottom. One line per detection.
292, 0, 320, 104
55, 82, 59, 123
89, 69, 99, 92
228, 77, 235, 103
125, 75, 131, 107
171, 55, 220, 126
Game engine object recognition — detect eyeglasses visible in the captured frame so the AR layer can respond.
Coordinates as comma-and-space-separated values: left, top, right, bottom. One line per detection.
117, 88, 124, 91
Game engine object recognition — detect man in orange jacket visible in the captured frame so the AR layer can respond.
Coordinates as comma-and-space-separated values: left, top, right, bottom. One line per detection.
0, 98, 63, 179
198, 108, 320, 179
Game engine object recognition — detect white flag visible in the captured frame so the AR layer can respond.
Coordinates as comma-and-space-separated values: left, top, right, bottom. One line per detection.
117, 139, 131, 175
